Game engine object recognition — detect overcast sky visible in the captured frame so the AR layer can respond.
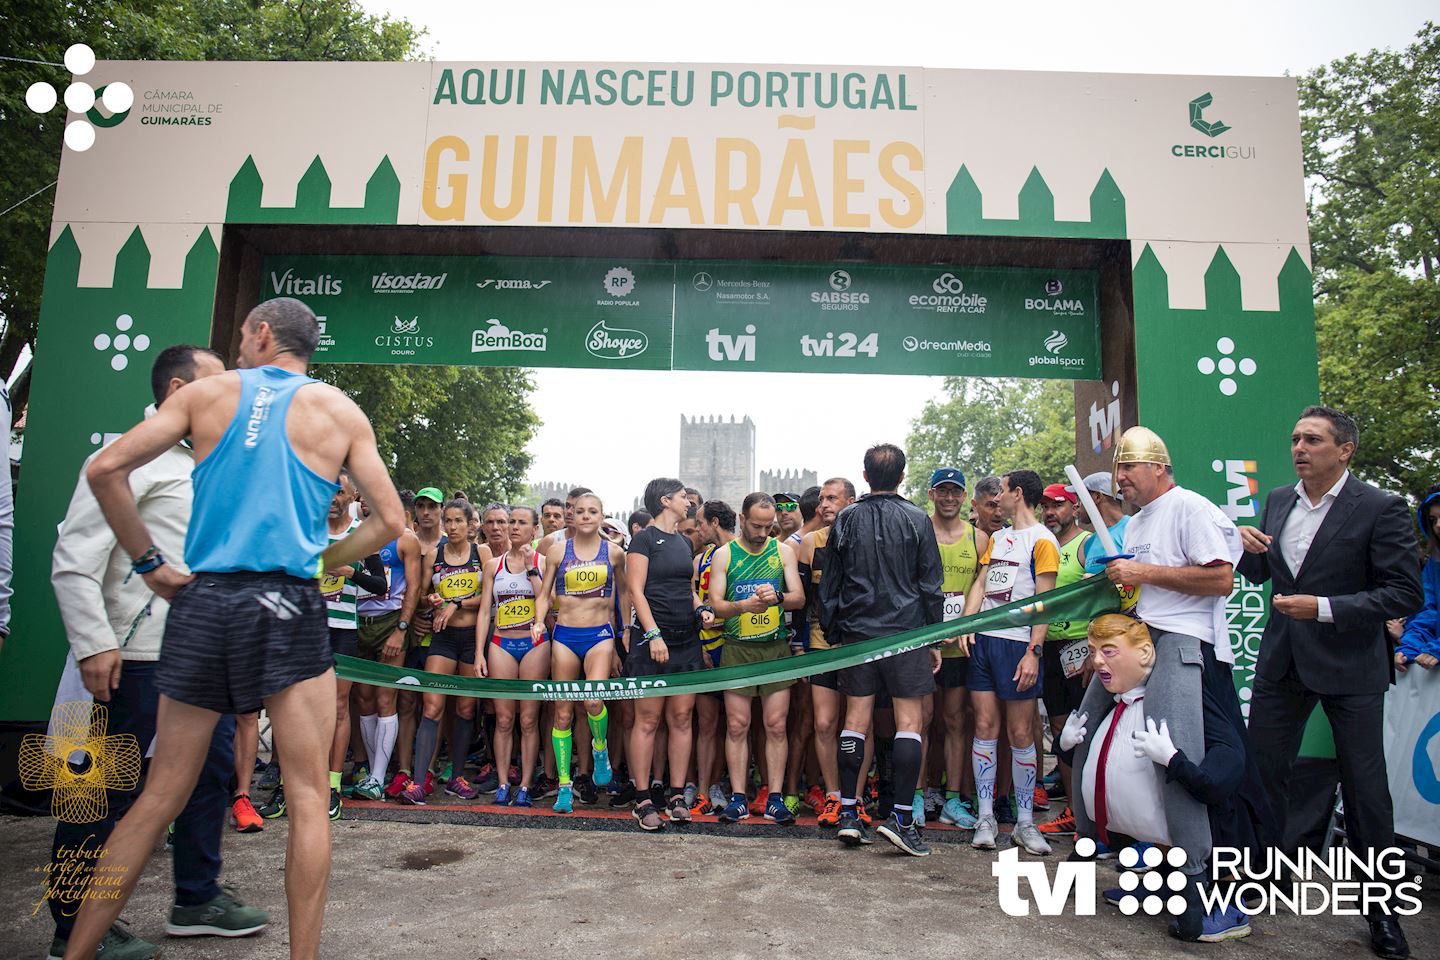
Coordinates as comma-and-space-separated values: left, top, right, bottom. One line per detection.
365, 0, 1431, 512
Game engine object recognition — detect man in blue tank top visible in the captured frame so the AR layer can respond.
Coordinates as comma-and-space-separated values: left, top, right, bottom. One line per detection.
71, 298, 404, 960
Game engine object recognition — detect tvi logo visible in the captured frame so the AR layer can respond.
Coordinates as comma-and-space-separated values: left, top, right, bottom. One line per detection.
706, 325, 756, 362
994, 839, 1191, 917
1212, 459, 1259, 521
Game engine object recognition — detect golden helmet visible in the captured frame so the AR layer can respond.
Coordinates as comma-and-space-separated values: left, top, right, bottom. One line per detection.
1113, 426, 1171, 468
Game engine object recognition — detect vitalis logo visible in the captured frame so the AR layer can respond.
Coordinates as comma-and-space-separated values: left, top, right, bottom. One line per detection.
476, 278, 552, 290
271, 268, 342, 297
1212, 459, 1259, 521
586, 320, 648, 360
372, 272, 447, 294
472, 318, 549, 353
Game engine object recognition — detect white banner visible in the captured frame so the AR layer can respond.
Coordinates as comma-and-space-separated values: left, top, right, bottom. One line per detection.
1383, 666, 1440, 847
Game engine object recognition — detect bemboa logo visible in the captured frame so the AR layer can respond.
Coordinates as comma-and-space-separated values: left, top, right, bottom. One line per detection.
472, 318, 548, 353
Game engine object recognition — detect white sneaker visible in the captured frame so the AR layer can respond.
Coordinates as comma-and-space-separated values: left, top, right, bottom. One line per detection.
971, 814, 999, 850
1012, 822, 1053, 855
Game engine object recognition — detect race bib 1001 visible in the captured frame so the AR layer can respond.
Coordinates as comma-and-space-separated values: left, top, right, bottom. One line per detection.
564, 563, 608, 596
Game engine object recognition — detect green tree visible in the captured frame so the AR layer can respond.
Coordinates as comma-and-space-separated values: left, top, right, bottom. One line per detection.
0, 0, 427, 410
905, 378, 1075, 502
313, 364, 540, 504
1300, 21, 1439, 501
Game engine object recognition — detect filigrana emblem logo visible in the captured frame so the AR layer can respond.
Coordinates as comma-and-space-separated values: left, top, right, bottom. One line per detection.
20, 701, 142, 823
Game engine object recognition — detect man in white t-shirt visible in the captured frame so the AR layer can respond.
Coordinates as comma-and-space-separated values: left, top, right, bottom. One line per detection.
1071, 426, 1241, 886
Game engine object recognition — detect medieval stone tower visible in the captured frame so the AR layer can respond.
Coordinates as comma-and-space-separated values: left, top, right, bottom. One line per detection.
679, 415, 755, 511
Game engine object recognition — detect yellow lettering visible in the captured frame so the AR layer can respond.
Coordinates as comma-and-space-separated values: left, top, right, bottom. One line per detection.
648, 137, 703, 224
878, 141, 923, 228
714, 138, 760, 226
538, 135, 556, 222
767, 138, 822, 227
421, 136, 469, 222
568, 136, 644, 223
832, 139, 869, 228
479, 135, 528, 222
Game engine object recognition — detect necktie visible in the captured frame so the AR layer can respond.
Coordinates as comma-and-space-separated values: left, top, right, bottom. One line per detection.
1093, 696, 1142, 845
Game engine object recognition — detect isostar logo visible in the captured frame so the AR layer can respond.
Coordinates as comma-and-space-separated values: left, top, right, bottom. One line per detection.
371, 271, 448, 294
476, 278, 552, 290
472, 318, 549, 353
586, 320, 648, 360
375, 316, 434, 354
811, 269, 870, 311
1025, 280, 1085, 316
907, 272, 988, 314
1173, 92, 1256, 159
800, 331, 878, 358
706, 325, 756, 362
1212, 459, 1259, 521
270, 268, 342, 297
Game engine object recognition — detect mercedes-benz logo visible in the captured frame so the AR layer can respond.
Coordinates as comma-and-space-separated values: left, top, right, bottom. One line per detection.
692, 272, 713, 291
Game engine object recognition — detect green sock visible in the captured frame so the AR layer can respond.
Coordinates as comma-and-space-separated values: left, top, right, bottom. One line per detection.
552, 728, 573, 785
329, 771, 341, 790
587, 705, 608, 752
946, 790, 960, 801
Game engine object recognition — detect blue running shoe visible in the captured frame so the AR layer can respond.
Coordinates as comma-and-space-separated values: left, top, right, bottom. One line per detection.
717, 793, 750, 823
513, 786, 533, 808
553, 784, 573, 814
1103, 887, 1126, 907
593, 746, 612, 787
764, 793, 795, 823
494, 783, 512, 806
1196, 904, 1251, 942
939, 797, 978, 828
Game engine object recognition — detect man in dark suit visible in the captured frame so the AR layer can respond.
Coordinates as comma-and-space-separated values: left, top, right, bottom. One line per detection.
1238, 405, 1422, 960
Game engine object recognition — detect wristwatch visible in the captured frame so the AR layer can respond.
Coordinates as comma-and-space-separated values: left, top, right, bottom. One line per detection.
397, 620, 410, 633
1029, 643, 1043, 658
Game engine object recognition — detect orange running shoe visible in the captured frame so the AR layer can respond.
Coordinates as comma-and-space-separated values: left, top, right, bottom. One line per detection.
749, 785, 769, 816
804, 785, 826, 812
1034, 785, 1051, 812
816, 795, 843, 827
1037, 805, 1076, 836
230, 794, 264, 833
857, 804, 872, 826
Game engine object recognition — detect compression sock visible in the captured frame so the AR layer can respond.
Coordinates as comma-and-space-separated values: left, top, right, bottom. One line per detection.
972, 737, 998, 818
372, 714, 399, 783
838, 729, 866, 811
891, 731, 922, 827
450, 714, 476, 779
359, 713, 379, 764
587, 704, 608, 752
329, 771, 341, 791
552, 728, 573, 785
413, 717, 440, 784
1013, 744, 1038, 824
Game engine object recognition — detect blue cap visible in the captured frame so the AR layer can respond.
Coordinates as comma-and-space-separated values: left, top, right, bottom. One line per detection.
929, 467, 966, 489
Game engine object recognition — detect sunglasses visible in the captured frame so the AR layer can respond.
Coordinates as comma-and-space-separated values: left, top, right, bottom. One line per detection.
776, 502, 798, 511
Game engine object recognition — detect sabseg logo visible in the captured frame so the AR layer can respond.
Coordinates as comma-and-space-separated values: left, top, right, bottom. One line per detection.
471, 318, 549, 354
270, 268, 342, 297
908, 272, 988, 314
372, 271, 448, 294
811, 269, 870, 311
586, 320, 648, 360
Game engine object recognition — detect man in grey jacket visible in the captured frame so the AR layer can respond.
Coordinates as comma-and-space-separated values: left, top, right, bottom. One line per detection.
46, 345, 267, 960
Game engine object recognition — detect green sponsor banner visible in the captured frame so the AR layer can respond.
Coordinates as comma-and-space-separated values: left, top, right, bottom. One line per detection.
258, 255, 676, 369
674, 261, 1099, 378
335, 575, 1120, 699
259, 255, 1099, 379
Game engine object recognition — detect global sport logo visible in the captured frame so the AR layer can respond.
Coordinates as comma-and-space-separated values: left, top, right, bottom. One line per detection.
1212, 459, 1259, 521
1044, 330, 1068, 355
994, 838, 1190, 917
706, 325, 756, 362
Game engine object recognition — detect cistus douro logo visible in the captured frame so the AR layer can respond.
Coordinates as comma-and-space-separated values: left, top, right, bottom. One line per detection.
24, 43, 133, 152
471, 318, 549, 354
1196, 337, 1257, 396
1212, 459, 1259, 521
372, 271, 447, 294
374, 316, 433, 355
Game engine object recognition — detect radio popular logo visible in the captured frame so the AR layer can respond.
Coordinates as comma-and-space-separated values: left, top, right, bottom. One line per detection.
586, 319, 648, 360
471, 318, 550, 353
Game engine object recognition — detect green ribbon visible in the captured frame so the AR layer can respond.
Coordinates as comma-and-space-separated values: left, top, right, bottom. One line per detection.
334, 576, 1121, 701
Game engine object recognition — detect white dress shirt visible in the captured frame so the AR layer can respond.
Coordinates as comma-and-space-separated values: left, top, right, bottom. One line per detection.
1279, 471, 1349, 623
1080, 683, 1172, 846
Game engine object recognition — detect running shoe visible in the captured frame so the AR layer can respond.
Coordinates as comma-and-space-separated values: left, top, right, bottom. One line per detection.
667, 793, 692, 822
689, 795, 714, 817
836, 810, 874, 846
1042, 773, 1067, 801
939, 797, 978, 829
445, 775, 480, 800
608, 782, 636, 809
1196, 904, 1251, 942
328, 788, 342, 821
748, 785, 769, 816
165, 821, 174, 850
708, 783, 728, 814
553, 784, 573, 813
384, 771, 410, 799
166, 886, 270, 938
534, 774, 559, 799
399, 779, 427, 805
783, 794, 802, 816
911, 790, 926, 829
717, 793, 750, 823
343, 762, 369, 798
633, 800, 665, 831
439, 760, 452, 782
513, 786, 533, 808
230, 795, 263, 833
650, 781, 666, 808
971, 814, 999, 850
258, 784, 286, 819
804, 785, 826, 812
765, 794, 796, 824
856, 803, 872, 827
816, 795, 843, 827
508, 764, 521, 786
1037, 806, 1076, 836
494, 783, 513, 806
423, 770, 436, 797
1033, 785, 1051, 812
1012, 822, 1052, 856
473, 763, 500, 793
48, 922, 158, 960
1124, 842, 1157, 873
877, 813, 931, 857
574, 773, 598, 805
353, 776, 384, 802
592, 746, 613, 787
996, 795, 1018, 824
683, 782, 699, 810
1102, 887, 1126, 907
257, 759, 281, 792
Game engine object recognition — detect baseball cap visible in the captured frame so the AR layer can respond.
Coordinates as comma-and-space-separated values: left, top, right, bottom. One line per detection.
772, 491, 800, 503
928, 467, 966, 489
1042, 482, 1078, 504
1067, 471, 1121, 501
415, 487, 445, 504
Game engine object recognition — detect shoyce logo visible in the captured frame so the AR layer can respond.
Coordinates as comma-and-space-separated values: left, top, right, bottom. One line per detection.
586, 320, 648, 360
372, 272, 447, 294
472, 318, 549, 353
801, 332, 878, 358
706, 325, 756, 362
476, 278, 552, 290
270, 268, 341, 297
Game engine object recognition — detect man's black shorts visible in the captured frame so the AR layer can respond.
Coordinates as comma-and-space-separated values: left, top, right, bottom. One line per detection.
330, 628, 360, 660
838, 646, 935, 700
157, 571, 330, 715
1042, 641, 1086, 716
936, 655, 969, 690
